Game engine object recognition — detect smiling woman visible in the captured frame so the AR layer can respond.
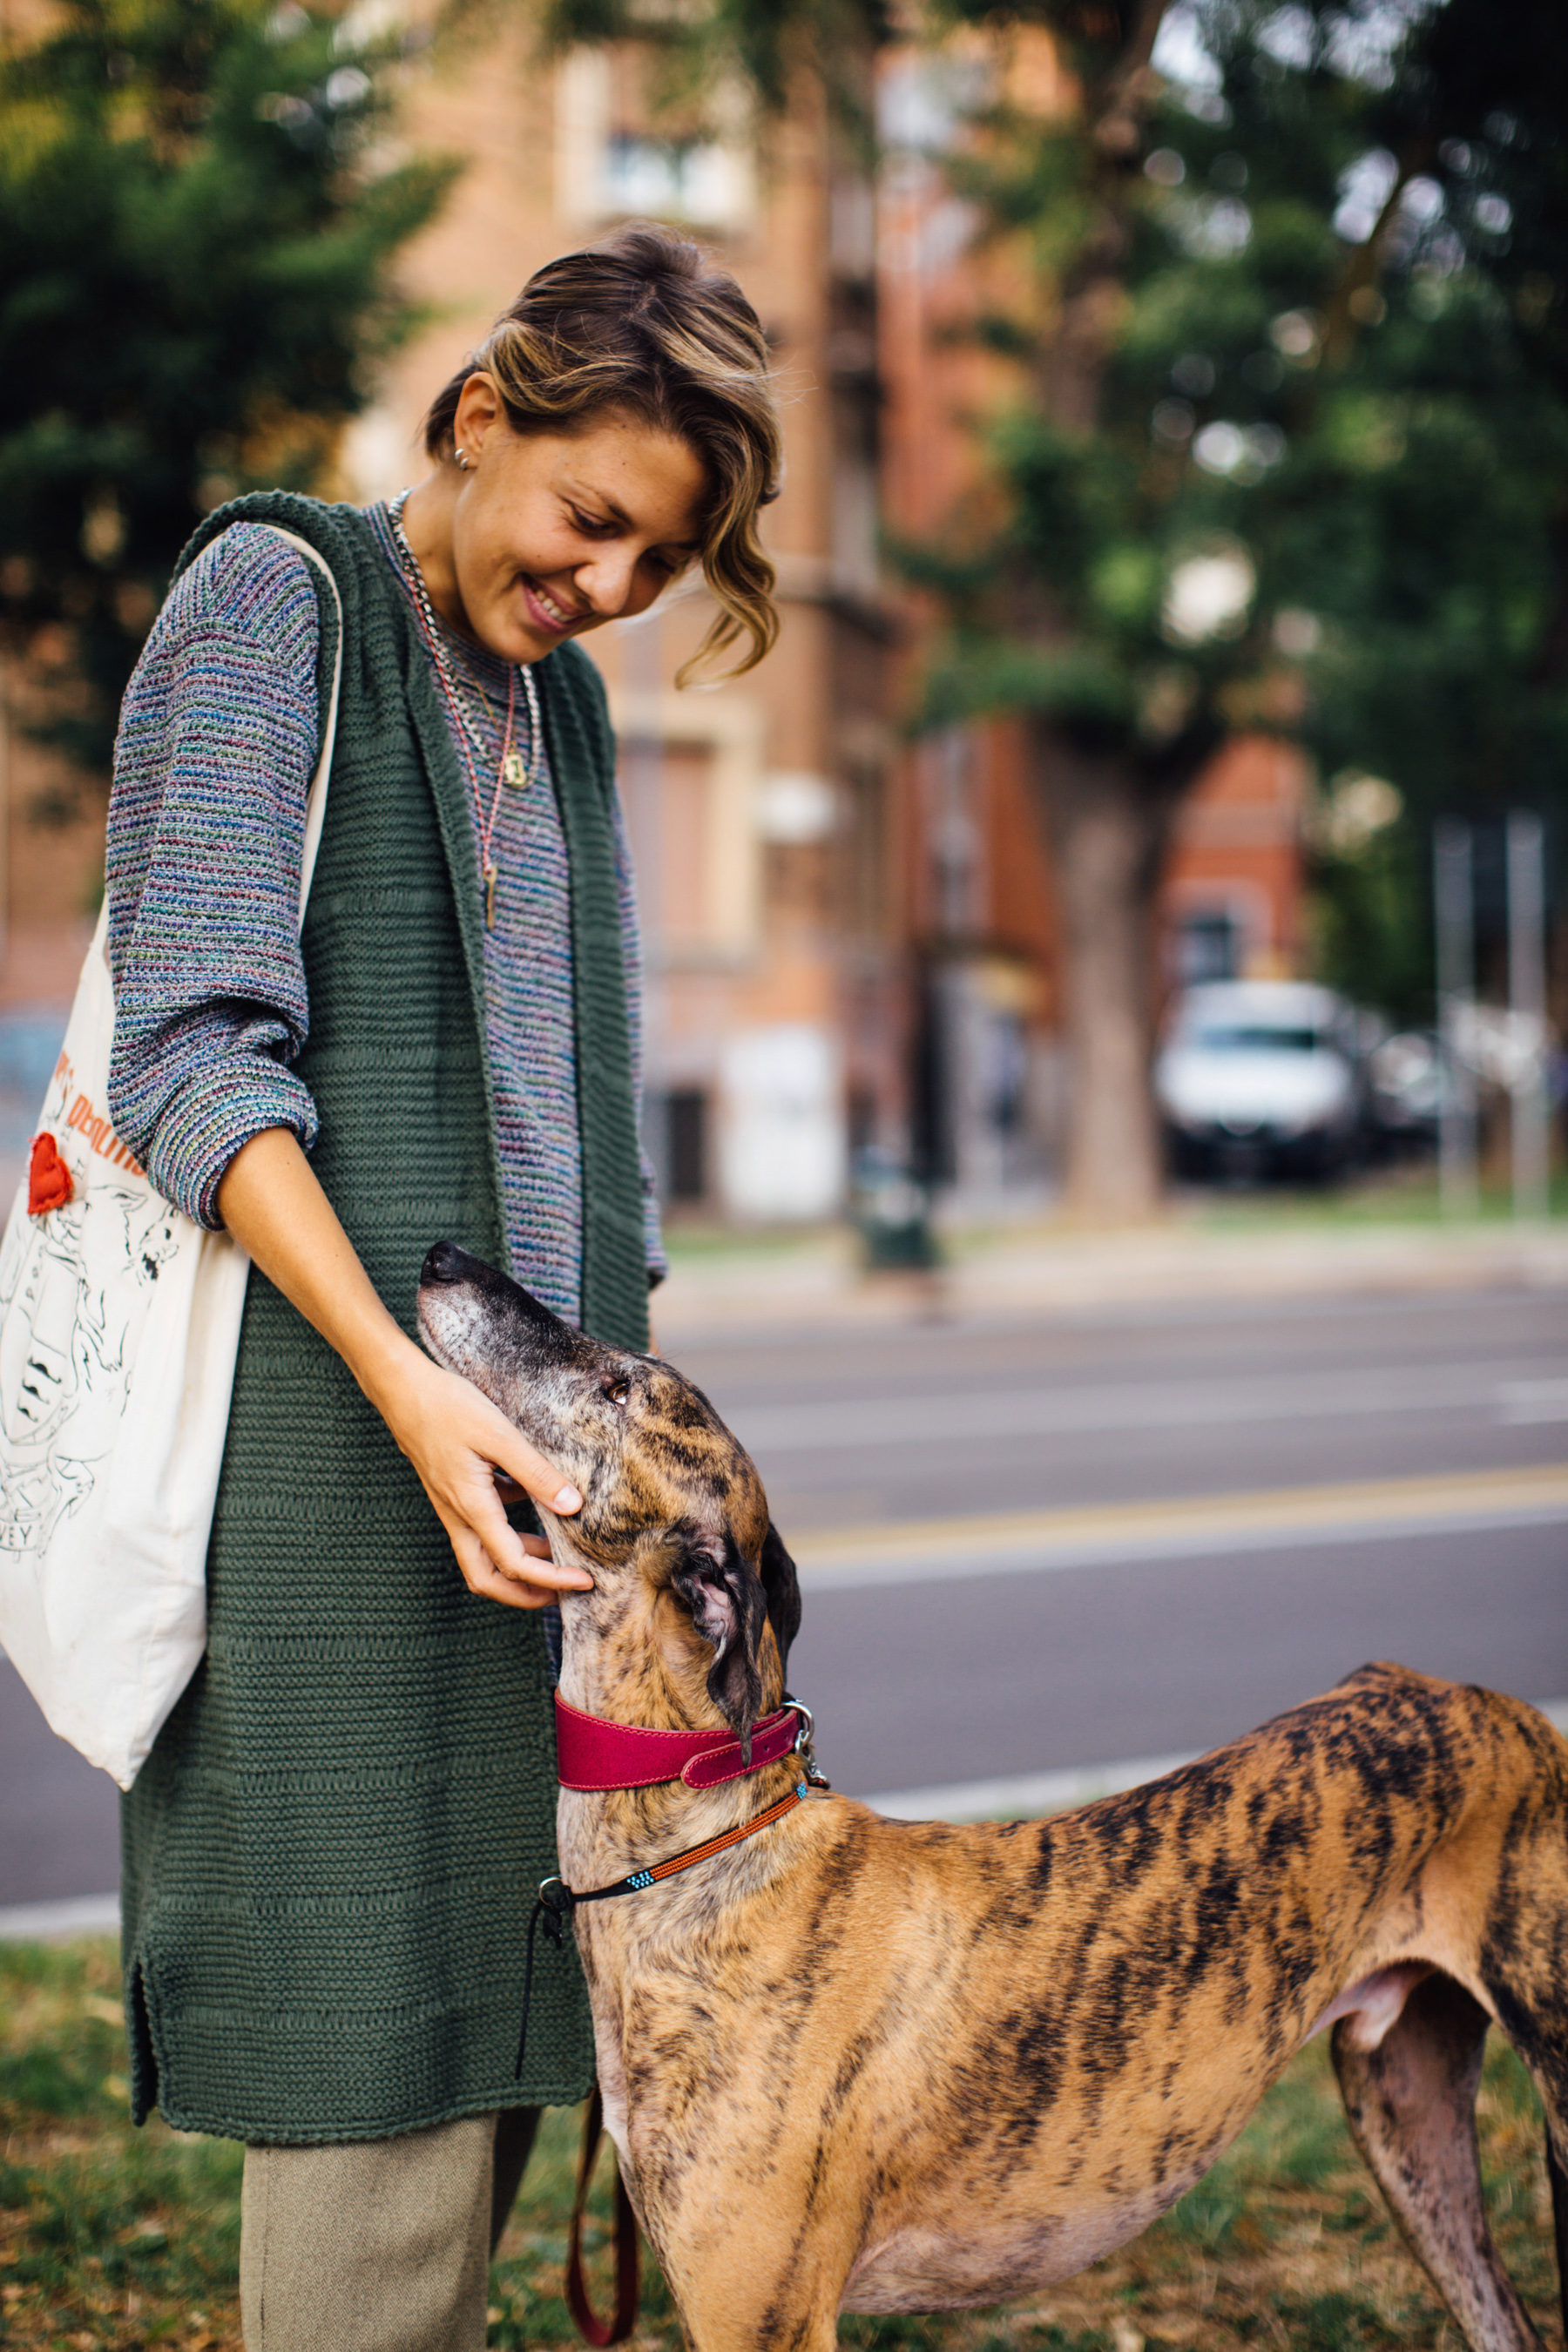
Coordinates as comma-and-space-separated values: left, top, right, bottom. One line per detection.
407, 406, 711, 670
417, 223, 781, 680
98, 220, 782, 2352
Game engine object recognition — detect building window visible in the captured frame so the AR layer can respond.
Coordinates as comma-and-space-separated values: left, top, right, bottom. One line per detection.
661, 740, 714, 945
604, 134, 742, 224
556, 49, 755, 233
1176, 909, 1240, 984
610, 686, 767, 968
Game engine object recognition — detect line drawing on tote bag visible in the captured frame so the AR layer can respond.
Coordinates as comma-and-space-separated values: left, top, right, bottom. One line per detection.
0, 1154, 181, 1551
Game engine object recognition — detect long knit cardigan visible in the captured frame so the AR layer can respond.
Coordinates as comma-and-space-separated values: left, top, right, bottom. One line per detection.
119, 492, 648, 2142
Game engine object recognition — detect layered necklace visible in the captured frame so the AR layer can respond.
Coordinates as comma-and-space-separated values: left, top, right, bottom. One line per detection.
389, 488, 544, 931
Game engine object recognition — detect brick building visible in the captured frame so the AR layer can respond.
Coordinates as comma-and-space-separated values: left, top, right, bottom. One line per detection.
341, 19, 903, 1224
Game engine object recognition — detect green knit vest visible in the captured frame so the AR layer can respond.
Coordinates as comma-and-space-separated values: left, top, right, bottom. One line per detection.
119, 493, 646, 2142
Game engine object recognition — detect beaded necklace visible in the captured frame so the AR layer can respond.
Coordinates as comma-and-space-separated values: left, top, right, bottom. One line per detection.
389, 488, 544, 930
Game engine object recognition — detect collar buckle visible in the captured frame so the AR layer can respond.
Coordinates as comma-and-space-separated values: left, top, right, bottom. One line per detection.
788, 1701, 832, 1791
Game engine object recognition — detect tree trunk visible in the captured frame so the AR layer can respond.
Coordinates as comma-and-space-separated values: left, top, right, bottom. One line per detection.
1031, 726, 1184, 1220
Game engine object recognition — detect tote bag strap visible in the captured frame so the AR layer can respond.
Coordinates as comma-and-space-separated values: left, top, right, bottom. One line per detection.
259, 524, 345, 919
85, 528, 343, 991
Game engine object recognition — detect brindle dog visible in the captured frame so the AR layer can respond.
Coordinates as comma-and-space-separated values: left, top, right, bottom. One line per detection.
418, 1241, 1568, 2352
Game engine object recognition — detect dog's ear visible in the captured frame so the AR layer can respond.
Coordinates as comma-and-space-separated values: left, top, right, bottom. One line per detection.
759, 1519, 801, 1683
669, 1525, 767, 1759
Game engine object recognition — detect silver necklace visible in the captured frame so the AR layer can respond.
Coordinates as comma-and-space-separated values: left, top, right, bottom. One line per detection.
388, 490, 543, 795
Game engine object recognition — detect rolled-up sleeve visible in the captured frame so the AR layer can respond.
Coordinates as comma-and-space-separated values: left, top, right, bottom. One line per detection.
105, 524, 322, 1229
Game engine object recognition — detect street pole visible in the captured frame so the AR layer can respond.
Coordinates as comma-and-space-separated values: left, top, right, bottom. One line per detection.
1434, 820, 1478, 1216
1506, 809, 1550, 1221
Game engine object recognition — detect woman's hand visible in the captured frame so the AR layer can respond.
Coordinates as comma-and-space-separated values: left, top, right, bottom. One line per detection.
216, 1128, 592, 1609
366, 1345, 591, 1611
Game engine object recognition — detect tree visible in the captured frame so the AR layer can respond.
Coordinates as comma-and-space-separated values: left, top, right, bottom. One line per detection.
0, 0, 455, 781
1279, 0, 1568, 1015
906, 0, 1568, 1209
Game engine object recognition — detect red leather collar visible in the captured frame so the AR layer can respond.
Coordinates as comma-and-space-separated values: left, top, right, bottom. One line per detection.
554, 1693, 807, 1792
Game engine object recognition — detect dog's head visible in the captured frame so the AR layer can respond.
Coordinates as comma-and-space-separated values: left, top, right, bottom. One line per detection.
416, 1241, 801, 1749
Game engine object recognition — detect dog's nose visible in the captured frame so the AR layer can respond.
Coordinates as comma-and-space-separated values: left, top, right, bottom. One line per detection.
421, 1241, 469, 1288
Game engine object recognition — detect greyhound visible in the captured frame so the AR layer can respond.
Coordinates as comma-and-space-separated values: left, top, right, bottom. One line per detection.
417, 1240, 1568, 2352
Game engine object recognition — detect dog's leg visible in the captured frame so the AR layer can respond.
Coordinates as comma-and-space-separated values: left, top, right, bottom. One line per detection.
671, 2265, 841, 2352
1549, 2140, 1568, 2350
1333, 1971, 1545, 2351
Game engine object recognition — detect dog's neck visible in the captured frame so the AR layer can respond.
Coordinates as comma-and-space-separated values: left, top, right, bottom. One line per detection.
552, 1543, 791, 1886
556, 1580, 784, 1740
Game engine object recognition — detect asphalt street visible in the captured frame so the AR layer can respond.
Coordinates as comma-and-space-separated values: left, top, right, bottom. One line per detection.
2, 1282, 1565, 1910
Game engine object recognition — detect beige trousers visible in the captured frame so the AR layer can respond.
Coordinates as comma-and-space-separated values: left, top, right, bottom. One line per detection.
240, 2107, 540, 2352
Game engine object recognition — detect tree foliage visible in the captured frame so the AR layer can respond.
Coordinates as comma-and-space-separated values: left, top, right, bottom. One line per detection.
926, 9, 1563, 744
909, 0, 1568, 1017
0, 0, 454, 780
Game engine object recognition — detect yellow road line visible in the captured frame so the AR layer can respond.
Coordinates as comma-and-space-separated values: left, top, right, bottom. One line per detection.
788, 1461, 1568, 1573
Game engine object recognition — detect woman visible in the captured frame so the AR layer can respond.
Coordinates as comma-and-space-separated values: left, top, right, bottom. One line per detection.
105, 221, 781, 2349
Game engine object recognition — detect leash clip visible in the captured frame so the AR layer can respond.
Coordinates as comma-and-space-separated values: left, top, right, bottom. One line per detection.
789, 1702, 832, 1791
538, 1874, 578, 1946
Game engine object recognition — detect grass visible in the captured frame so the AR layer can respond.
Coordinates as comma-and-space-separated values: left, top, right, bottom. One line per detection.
1184, 1162, 1568, 1233
1, 1937, 1560, 2351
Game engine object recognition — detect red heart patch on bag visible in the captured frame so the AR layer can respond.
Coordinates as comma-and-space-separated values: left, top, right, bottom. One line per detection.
28, 1132, 74, 1216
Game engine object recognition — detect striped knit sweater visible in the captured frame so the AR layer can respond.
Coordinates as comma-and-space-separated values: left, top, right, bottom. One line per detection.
106, 512, 665, 1325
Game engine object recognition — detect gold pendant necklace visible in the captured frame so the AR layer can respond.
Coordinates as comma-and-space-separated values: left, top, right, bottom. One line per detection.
389, 491, 544, 928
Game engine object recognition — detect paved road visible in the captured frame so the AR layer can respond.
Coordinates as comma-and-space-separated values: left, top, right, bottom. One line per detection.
790, 1519, 1566, 1802
667, 1283, 1568, 1801
3, 1283, 1565, 1909
686, 1284, 1568, 1530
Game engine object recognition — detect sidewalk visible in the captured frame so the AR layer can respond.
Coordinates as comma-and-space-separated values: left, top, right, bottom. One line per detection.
654, 1204, 1568, 1339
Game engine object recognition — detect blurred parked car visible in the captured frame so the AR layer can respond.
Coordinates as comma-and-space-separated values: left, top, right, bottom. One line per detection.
1157, 981, 1361, 1182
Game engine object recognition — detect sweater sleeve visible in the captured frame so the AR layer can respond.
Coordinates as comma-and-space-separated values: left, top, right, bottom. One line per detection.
611, 784, 669, 1290
105, 521, 322, 1229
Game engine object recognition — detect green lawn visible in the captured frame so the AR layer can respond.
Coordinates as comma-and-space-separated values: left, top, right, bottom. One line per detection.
659, 1165, 1567, 1281
1, 1936, 1559, 2350
1184, 1165, 1568, 1233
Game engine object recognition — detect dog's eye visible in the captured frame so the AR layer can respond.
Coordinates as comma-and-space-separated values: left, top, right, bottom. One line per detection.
603, 1377, 631, 1409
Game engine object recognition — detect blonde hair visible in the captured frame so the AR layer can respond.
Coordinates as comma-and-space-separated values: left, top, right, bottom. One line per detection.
423, 223, 781, 681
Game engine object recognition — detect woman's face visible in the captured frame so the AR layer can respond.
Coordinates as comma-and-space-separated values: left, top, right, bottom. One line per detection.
443, 381, 709, 664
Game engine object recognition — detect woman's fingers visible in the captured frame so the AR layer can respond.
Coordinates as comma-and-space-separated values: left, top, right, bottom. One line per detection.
376, 1355, 591, 1602
439, 1483, 585, 1606
467, 1393, 582, 1515
443, 1515, 561, 1611
463, 1468, 591, 1595
495, 1423, 582, 1516
486, 1484, 558, 1564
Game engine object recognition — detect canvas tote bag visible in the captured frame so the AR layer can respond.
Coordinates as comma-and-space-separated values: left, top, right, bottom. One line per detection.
0, 527, 342, 1787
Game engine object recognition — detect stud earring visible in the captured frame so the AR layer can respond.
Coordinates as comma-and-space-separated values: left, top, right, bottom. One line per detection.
455, 448, 472, 470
